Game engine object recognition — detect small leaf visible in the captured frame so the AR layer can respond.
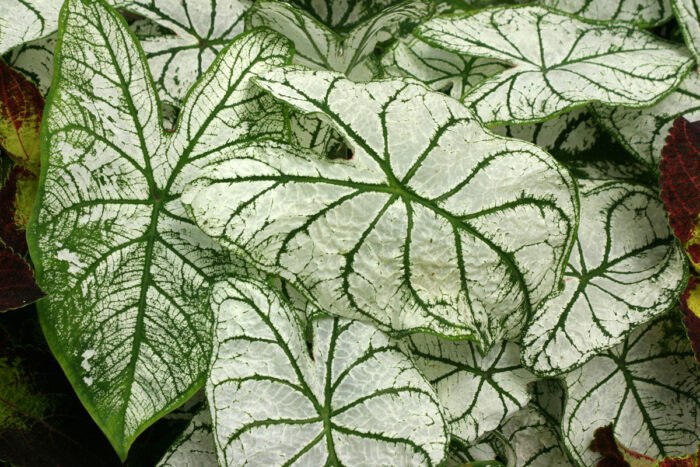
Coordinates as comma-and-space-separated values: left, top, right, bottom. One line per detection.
415, 5, 693, 125
406, 336, 534, 444
247, 0, 431, 80
561, 311, 700, 466
156, 403, 216, 467
673, 0, 700, 61
125, 0, 253, 105
183, 70, 578, 349
522, 177, 687, 376
207, 277, 449, 466
381, 36, 508, 100
28, 0, 292, 458
539, 0, 673, 27
0, 58, 43, 173
594, 71, 700, 169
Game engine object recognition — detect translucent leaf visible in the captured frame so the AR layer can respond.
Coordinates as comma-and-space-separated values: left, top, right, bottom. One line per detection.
522, 178, 687, 376
207, 277, 449, 466
416, 5, 693, 125
561, 312, 700, 466
182, 70, 578, 349
27, 0, 292, 458
406, 336, 534, 444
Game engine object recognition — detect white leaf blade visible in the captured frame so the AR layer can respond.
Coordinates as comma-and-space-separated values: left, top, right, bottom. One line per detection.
673, 0, 700, 61
523, 178, 687, 376
415, 5, 694, 125
562, 312, 700, 466
27, 0, 291, 457
540, 0, 673, 26
157, 404, 217, 467
183, 70, 578, 349
207, 278, 449, 466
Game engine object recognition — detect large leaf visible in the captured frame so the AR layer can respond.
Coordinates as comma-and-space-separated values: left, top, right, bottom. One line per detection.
594, 71, 700, 169
125, 0, 252, 106
156, 403, 216, 467
207, 277, 449, 466
673, 0, 700, 61
406, 336, 534, 444
246, 0, 431, 81
415, 5, 693, 125
539, 0, 673, 26
522, 178, 687, 376
381, 36, 508, 100
561, 311, 700, 466
182, 70, 578, 348
27, 0, 292, 458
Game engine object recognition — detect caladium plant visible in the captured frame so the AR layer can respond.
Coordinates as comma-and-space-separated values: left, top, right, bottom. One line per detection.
2, 0, 700, 465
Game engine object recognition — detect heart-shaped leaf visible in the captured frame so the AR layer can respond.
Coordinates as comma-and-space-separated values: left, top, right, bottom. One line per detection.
27, 0, 292, 458
207, 277, 449, 466
125, 0, 252, 105
673, 0, 700, 61
182, 69, 578, 349
594, 71, 700, 169
415, 5, 693, 125
539, 0, 673, 26
522, 177, 687, 376
381, 36, 508, 100
246, 0, 431, 81
561, 311, 700, 466
406, 336, 534, 444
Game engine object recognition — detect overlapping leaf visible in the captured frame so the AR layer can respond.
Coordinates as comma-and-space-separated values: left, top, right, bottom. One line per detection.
673, 0, 700, 61
182, 69, 578, 348
594, 71, 700, 169
156, 403, 216, 467
522, 178, 686, 376
125, 0, 252, 105
680, 278, 700, 368
446, 438, 507, 467
27, 0, 292, 458
207, 277, 449, 466
406, 336, 533, 444
246, 0, 431, 81
415, 5, 693, 125
540, 0, 673, 26
381, 36, 508, 100
4, 33, 55, 96
561, 312, 700, 466
290, 0, 424, 33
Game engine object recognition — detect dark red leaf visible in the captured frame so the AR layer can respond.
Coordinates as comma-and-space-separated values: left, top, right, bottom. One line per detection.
0, 244, 44, 311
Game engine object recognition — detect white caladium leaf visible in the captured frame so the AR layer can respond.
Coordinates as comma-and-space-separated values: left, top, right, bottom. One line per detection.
522, 178, 687, 376
539, 0, 673, 26
124, 0, 252, 105
182, 70, 578, 348
407, 336, 534, 444
4, 32, 55, 95
415, 5, 693, 125
673, 0, 700, 60
498, 405, 574, 467
593, 71, 700, 168
290, 0, 425, 32
562, 311, 700, 466
246, 0, 431, 81
447, 437, 510, 466
207, 277, 449, 466
27, 0, 292, 458
381, 36, 508, 100
0, 0, 131, 55
157, 403, 217, 467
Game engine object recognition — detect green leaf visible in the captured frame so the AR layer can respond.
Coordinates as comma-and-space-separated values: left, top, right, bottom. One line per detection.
182, 69, 579, 349
593, 71, 700, 169
415, 5, 694, 125
246, 0, 431, 81
522, 178, 687, 376
561, 311, 700, 466
539, 0, 673, 27
27, 0, 292, 458
380, 36, 508, 100
125, 0, 253, 105
0, 0, 131, 55
673, 0, 700, 61
406, 336, 534, 444
156, 403, 216, 467
207, 277, 449, 466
